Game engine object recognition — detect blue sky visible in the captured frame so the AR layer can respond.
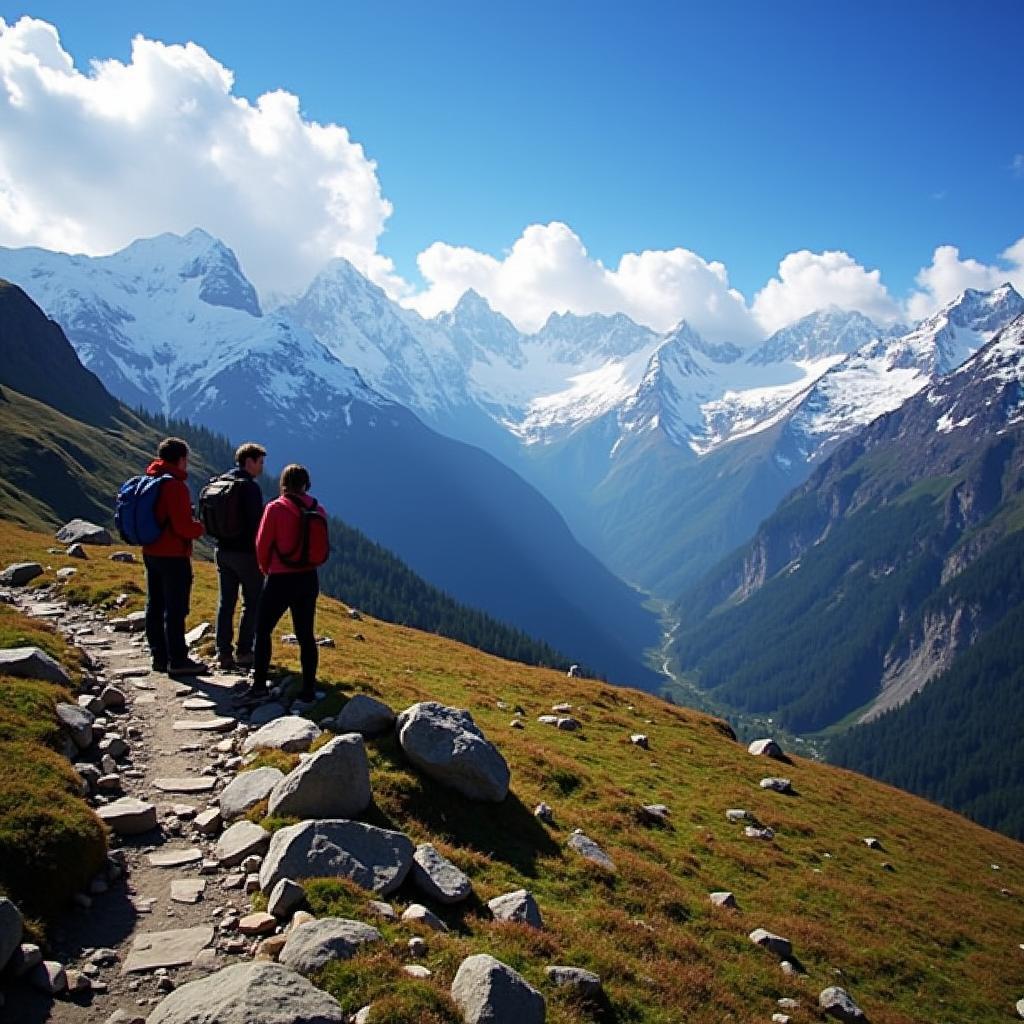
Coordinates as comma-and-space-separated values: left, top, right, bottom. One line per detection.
1, 1, 1022, 337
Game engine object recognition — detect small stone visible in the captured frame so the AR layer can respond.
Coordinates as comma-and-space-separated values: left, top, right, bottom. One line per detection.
760, 777, 793, 793
726, 808, 750, 822
745, 825, 775, 840
194, 808, 222, 835
709, 891, 737, 909
245, 874, 261, 894
545, 965, 603, 997
567, 830, 615, 872
366, 900, 397, 920
238, 912, 277, 936
401, 903, 448, 932
255, 934, 288, 961
863, 837, 882, 850
403, 964, 432, 978
408, 936, 427, 957
29, 959, 67, 994
534, 802, 554, 823
110, 551, 137, 563
749, 928, 792, 958
819, 986, 867, 1021
488, 889, 543, 928
630, 733, 649, 748
748, 738, 785, 759
268, 878, 306, 918
66, 543, 89, 559
170, 879, 206, 904
215, 820, 270, 867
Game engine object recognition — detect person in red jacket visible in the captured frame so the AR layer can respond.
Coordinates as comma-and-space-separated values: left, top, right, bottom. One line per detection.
236, 463, 327, 707
142, 438, 206, 675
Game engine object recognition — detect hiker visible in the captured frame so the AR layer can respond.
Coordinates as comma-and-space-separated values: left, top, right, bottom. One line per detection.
237, 463, 329, 707
200, 442, 266, 670
141, 438, 206, 675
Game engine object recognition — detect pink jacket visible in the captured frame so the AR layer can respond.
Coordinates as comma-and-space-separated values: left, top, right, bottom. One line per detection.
256, 493, 328, 575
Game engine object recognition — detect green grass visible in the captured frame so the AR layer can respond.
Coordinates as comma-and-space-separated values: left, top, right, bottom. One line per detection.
1, 520, 1023, 1022
0, 602, 106, 926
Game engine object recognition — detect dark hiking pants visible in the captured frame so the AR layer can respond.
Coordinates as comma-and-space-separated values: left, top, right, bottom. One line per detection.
253, 570, 319, 694
215, 549, 264, 658
144, 554, 193, 666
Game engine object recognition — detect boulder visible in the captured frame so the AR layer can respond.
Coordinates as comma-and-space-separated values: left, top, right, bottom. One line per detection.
451, 953, 546, 1024
0, 562, 43, 586
336, 694, 396, 736
279, 918, 381, 974
97, 797, 157, 835
219, 767, 285, 821
396, 701, 510, 802
749, 928, 792, 958
216, 821, 271, 867
268, 878, 306, 918
488, 889, 543, 928
412, 843, 472, 904
567, 830, 616, 872
545, 966, 602, 997
267, 734, 371, 819
242, 717, 321, 754
0, 898, 23, 973
56, 702, 95, 749
0, 646, 72, 686
146, 962, 346, 1023
760, 778, 793, 793
819, 986, 867, 1021
748, 738, 785, 759
56, 519, 112, 545
260, 819, 414, 895
709, 891, 738, 909
66, 543, 88, 559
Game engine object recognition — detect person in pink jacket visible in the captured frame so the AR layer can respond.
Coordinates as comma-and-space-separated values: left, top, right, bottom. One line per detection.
236, 463, 329, 707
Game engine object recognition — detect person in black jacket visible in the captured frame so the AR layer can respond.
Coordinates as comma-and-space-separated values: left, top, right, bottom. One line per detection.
213, 442, 266, 670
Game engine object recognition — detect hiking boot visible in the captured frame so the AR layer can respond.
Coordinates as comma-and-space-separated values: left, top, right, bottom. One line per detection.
232, 685, 271, 707
217, 652, 235, 671
168, 657, 209, 677
234, 651, 254, 668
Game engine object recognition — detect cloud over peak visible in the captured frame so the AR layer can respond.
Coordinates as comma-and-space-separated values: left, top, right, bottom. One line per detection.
0, 16, 399, 298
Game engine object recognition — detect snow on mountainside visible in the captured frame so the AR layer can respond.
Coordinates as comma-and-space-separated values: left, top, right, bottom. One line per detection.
0, 230, 378, 426
782, 284, 1024, 462
747, 307, 905, 364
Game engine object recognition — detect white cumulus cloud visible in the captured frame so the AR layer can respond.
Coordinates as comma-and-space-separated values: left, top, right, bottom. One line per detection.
405, 221, 762, 343
0, 16, 400, 299
905, 239, 1024, 321
751, 249, 903, 334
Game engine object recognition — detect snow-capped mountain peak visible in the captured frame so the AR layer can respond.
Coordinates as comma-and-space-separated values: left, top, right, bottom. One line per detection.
747, 307, 901, 366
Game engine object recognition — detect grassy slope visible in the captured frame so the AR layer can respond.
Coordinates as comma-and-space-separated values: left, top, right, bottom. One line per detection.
0, 598, 107, 928
1, 520, 1022, 1023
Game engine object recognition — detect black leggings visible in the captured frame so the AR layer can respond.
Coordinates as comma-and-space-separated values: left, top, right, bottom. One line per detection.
253, 571, 319, 693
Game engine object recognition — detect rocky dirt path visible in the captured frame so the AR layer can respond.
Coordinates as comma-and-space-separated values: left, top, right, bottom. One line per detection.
5, 588, 265, 1024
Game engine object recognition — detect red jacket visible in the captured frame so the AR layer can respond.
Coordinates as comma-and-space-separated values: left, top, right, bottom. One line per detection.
141, 460, 204, 558
256, 493, 327, 575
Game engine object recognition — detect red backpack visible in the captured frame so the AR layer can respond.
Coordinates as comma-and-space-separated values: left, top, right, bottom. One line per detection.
277, 495, 330, 569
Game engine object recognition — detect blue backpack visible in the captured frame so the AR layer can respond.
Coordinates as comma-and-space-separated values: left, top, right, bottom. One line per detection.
115, 475, 170, 545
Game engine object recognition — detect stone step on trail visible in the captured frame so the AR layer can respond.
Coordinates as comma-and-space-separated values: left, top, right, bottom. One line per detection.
148, 848, 203, 868
173, 717, 237, 733
154, 777, 218, 794
122, 925, 216, 973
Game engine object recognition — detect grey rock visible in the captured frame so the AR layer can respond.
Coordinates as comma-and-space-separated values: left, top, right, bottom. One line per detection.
745, 825, 776, 840
726, 809, 750, 822
109, 551, 136, 563
412, 842, 472, 904
819, 986, 867, 1021
534, 802, 554, 823
170, 880, 206, 904
9, 942, 42, 977
567, 830, 616, 872
0, 646, 72, 686
337, 694, 396, 736
760, 777, 793, 793
56, 519, 112, 545
172, 716, 236, 734
219, 766, 284, 820
488, 889, 543, 928
630, 733, 649, 748
396, 701, 510, 802
194, 807, 222, 835
146, 962, 346, 1023
451, 953, 545, 1024
96, 797, 157, 835
260, 819, 414, 895
154, 777, 216, 794
0, 897, 23, 973
184, 622, 212, 646
709, 891, 738, 909
148, 848, 203, 868
863, 837, 882, 850
99, 734, 130, 759
748, 738, 785, 759
1016, 997, 1024, 1019
401, 903, 448, 932
29, 959, 67, 994
216, 821, 271, 867
408, 936, 427, 957
0, 562, 43, 586
242, 717, 321, 754
268, 878, 306, 918
366, 900, 397, 920
100, 685, 127, 709
545, 965, 602, 997
749, 928, 792, 958
268, 733, 371, 819
66, 543, 88, 559
123, 925, 215, 973
57, 702, 97, 748
56, 567, 78, 581
279, 918, 381, 974
640, 804, 670, 825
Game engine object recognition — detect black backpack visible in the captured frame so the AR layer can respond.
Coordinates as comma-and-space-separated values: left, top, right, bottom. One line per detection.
199, 474, 246, 542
